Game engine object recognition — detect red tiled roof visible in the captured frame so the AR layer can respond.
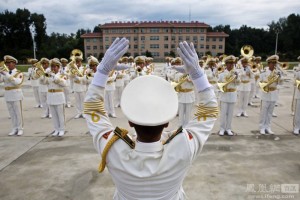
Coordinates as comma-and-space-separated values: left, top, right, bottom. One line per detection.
206, 32, 229, 37
81, 33, 102, 38
100, 21, 210, 28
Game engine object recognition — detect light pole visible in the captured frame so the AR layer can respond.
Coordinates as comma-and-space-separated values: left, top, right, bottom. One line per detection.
275, 29, 279, 55
30, 24, 37, 59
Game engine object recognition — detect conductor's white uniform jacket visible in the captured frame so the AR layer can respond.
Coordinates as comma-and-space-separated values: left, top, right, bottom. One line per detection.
84, 74, 218, 200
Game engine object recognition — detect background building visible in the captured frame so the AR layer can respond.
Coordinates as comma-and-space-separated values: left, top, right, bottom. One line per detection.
81, 21, 229, 60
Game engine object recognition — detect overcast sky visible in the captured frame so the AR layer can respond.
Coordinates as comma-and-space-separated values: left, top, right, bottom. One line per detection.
1, 0, 300, 35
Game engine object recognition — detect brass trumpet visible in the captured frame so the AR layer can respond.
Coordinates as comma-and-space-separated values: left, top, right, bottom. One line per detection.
0, 61, 9, 73
171, 74, 189, 92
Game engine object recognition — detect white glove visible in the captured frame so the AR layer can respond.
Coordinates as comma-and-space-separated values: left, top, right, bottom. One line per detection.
177, 42, 203, 80
98, 38, 129, 75
115, 63, 130, 71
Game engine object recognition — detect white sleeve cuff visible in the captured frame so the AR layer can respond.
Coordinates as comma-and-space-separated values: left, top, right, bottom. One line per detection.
192, 74, 211, 92
91, 72, 108, 87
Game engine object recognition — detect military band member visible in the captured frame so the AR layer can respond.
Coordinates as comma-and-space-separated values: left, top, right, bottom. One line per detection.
46, 59, 67, 136
60, 58, 71, 108
218, 56, 240, 136
28, 58, 42, 108
254, 56, 263, 98
293, 68, 300, 135
199, 59, 205, 68
85, 56, 98, 85
259, 55, 283, 135
133, 56, 146, 78
104, 69, 117, 118
173, 57, 195, 127
0, 55, 24, 136
292, 56, 300, 116
236, 57, 253, 117
72, 56, 86, 119
205, 58, 218, 96
39, 58, 52, 118
83, 39, 217, 199
164, 57, 172, 81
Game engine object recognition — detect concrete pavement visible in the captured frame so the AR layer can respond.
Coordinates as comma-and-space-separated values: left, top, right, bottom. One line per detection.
0, 66, 299, 200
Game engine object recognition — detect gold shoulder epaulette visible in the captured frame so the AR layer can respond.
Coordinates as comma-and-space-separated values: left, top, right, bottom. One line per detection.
98, 127, 135, 173
163, 126, 183, 145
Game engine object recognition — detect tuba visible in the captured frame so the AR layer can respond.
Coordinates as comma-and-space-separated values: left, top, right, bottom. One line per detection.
259, 70, 280, 93
70, 49, 83, 61
241, 45, 254, 58
217, 70, 237, 92
68, 60, 83, 77
34, 61, 51, 78
0, 61, 9, 73
279, 62, 289, 70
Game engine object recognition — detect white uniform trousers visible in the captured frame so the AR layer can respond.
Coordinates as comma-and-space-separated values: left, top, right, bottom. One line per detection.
63, 87, 71, 106
74, 92, 85, 115
49, 105, 65, 132
220, 102, 235, 131
105, 90, 116, 115
39, 92, 50, 116
259, 101, 276, 129
115, 86, 123, 107
178, 103, 193, 127
6, 101, 23, 131
124, 80, 130, 87
294, 99, 300, 130
248, 83, 255, 103
238, 91, 250, 114
32, 86, 41, 106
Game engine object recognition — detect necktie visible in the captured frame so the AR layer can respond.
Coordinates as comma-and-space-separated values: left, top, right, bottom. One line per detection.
9, 70, 12, 74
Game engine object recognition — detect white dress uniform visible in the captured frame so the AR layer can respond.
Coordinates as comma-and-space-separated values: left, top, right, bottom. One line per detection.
115, 71, 125, 107
39, 68, 51, 118
164, 63, 172, 81
28, 66, 41, 107
72, 66, 86, 118
294, 70, 300, 134
0, 69, 24, 135
83, 80, 217, 200
60, 65, 71, 107
105, 71, 117, 117
218, 69, 241, 134
123, 70, 130, 87
236, 66, 253, 116
47, 73, 67, 136
248, 70, 256, 105
175, 73, 195, 127
205, 67, 218, 96
259, 69, 282, 133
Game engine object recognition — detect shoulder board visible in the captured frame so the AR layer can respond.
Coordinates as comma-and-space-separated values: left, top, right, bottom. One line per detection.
163, 126, 183, 145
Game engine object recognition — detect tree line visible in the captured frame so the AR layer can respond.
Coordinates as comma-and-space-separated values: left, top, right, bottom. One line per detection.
0, 8, 299, 63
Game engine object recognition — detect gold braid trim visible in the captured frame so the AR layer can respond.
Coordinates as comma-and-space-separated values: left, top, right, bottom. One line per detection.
84, 100, 106, 116
98, 127, 133, 173
194, 104, 219, 121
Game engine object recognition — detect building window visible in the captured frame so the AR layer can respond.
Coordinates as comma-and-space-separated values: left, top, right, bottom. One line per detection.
219, 45, 223, 49
200, 36, 204, 41
105, 37, 109, 42
164, 44, 169, 49
171, 44, 175, 49
193, 28, 198, 33
164, 28, 169, 33
171, 36, 176, 41
178, 36, 183, 41
206, 45, 209, 49
150, 36, 159, 40
134, 36, 138, 41
150, 44, 159, 49
112, 37, 116, 42
141, 44, 145, 49
105, 45, 109, 49
86, 39, 90, 42
100, 46, 103, 50
126, 29, 131, 33
150, 28, 159, 33
212, 45, 216, 49
111, 29, 117, 33
186, 28, 190, 33
200, 44, 204, 49
164, 52, 169, 56
86, 46, 91, 50
178, 28, 182, 33
206, 38, 210, 42
140, 28, 146, 33
126, 36, 131, 41
171, 28, 176, 33
93, 46, 97, 50
219, 37, 223, 42
93, 38, 97, 42
141, 36, 145, 41
186, 36, 190, 41
134, 45, 138, 49
134, 29, 138, 33
128, 45, 131, 49
200, 28, 204, 33
152, 52, 160, 57
164, 36, 168, 41
212, 38, 216, 42
193, 36, 197, 41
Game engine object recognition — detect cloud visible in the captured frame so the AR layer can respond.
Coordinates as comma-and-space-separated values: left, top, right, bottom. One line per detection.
0, 0, 299, 34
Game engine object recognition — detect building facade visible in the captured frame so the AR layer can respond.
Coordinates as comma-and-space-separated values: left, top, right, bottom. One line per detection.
81, 21, 229, 60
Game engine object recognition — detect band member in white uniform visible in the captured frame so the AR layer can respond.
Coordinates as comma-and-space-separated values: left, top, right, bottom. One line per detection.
104, 69, 117, 118
0, 55, 24, 136
293, 68, 300, 135
83, 38, 218, 199
60, 58, 72, 108
39, 58, 52, 118
258, 55, 283, 135
115, 68, 125, 108
47, 59, 67, 137
236, 57, 253, 117
218, 56, 240, 136
205, 58, 218, 97
27, 58, 42, 108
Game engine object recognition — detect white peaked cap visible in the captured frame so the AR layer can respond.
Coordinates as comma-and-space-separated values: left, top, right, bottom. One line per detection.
121, 75, 178, 126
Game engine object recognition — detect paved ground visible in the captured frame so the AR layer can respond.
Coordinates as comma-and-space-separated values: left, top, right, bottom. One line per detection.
0, 66, 299, 200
